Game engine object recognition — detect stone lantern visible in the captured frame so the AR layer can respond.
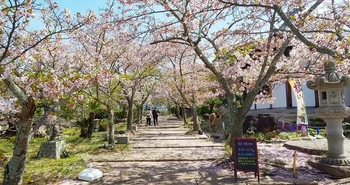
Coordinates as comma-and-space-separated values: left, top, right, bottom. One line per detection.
306, 61, 350, 165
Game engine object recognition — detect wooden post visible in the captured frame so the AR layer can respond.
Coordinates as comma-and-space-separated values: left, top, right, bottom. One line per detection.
293, 151, 297, 177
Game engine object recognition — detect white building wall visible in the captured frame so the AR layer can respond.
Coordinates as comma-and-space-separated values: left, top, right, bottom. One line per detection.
272, 84, 287, 108
250, 83, 316, 110
302, 84, 316, 107
256, 102, 271, 109
251, 84, 286, 110
249, 81, 350, 110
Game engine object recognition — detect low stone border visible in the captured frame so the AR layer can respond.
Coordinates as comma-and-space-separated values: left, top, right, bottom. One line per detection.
283, 143, 327, 155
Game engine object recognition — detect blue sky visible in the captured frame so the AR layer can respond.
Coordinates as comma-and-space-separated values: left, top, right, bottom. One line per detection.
41, 0, 105, 13
30, 0, 107, 29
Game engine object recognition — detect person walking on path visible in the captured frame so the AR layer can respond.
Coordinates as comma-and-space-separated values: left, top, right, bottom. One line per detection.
145, 108, 153, 126
152, 108, 159, 126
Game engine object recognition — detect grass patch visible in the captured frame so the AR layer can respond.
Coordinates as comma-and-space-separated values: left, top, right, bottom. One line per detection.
0, 122, 128, 184
23, 156, 86, 184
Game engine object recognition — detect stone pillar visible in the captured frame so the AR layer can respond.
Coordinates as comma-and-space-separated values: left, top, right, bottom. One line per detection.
324, 118, 346, 158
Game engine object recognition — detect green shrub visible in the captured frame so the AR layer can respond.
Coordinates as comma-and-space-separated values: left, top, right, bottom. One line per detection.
114, 109, 125, 122
0, 148, 8, 166
197, 105, 210, 116
94, 109, 126, 123
223, 140, 232, 158
74, 118, 89, 129
60, 149, 70, 158
278, 132, 290, 140
170, 106, 177, 115
344, 130, 350, 136
95, 109, 109, 119
62, 127, 80, 136
308, 128, 317, 136
315, 118, 325, 123
264, 132, 276, 140
99, 119, 108, 131
245, 132, 265, 141
343, 123, 350, 136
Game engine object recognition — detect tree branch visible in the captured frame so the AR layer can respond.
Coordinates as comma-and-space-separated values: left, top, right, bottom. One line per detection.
273, 4, 348, 59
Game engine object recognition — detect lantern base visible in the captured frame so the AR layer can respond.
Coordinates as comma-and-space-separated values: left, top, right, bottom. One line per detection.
319, 157, 350, 166
308, 158, 350, 178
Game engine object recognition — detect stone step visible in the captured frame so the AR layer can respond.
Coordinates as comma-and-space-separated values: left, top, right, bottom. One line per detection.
137, 132, 187, 136
132, 136, 206, 140
138, 125, 184, 128
88, 147, 225, 162
91, 158, 220, 162
132, 145, 223, 149
138, 128, 188, 131
131, 139, 223, 147
138, 126, 182, 129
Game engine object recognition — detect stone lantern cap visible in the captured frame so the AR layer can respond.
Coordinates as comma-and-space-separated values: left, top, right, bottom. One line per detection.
306, 61, 350, 90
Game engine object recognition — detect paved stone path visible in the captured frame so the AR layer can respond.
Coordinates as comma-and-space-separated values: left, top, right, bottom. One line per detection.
57, 116, 244, 185
54, 111, 350, 185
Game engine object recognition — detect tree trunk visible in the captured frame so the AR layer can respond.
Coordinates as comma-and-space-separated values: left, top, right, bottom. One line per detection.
139, 104, 144, 124
107, 109, 114, 146
230, 111, 245, 159
227, 91, 256, 159
181, 106, 188, 125
126, 102, 133, 130
87, 112, 96, 138
167, 100, 172, 115
175, 104, 180, 119
225, 93, 241, 146
121, 105, 127, 118
135, 105, 142, 124
192, 105, 199, 131
3, 97, 36, 185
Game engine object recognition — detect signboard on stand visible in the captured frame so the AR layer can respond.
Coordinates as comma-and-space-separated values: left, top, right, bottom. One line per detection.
234, 138, 259, 183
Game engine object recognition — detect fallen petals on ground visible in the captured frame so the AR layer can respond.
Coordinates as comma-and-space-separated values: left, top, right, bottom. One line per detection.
218, 142, 336, 184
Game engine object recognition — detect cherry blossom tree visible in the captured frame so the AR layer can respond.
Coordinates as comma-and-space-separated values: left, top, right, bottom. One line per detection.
163, 78, 183, 119
133, 82, 156, 124
21, 35, 94, 139
163, 44, 215, 131
69, 0, 167, 138
1, 0, 93, 184
116, 0, 350, 153
82, 75, 122, 145
68, 1, 128, 146
118, 41, 165, 130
